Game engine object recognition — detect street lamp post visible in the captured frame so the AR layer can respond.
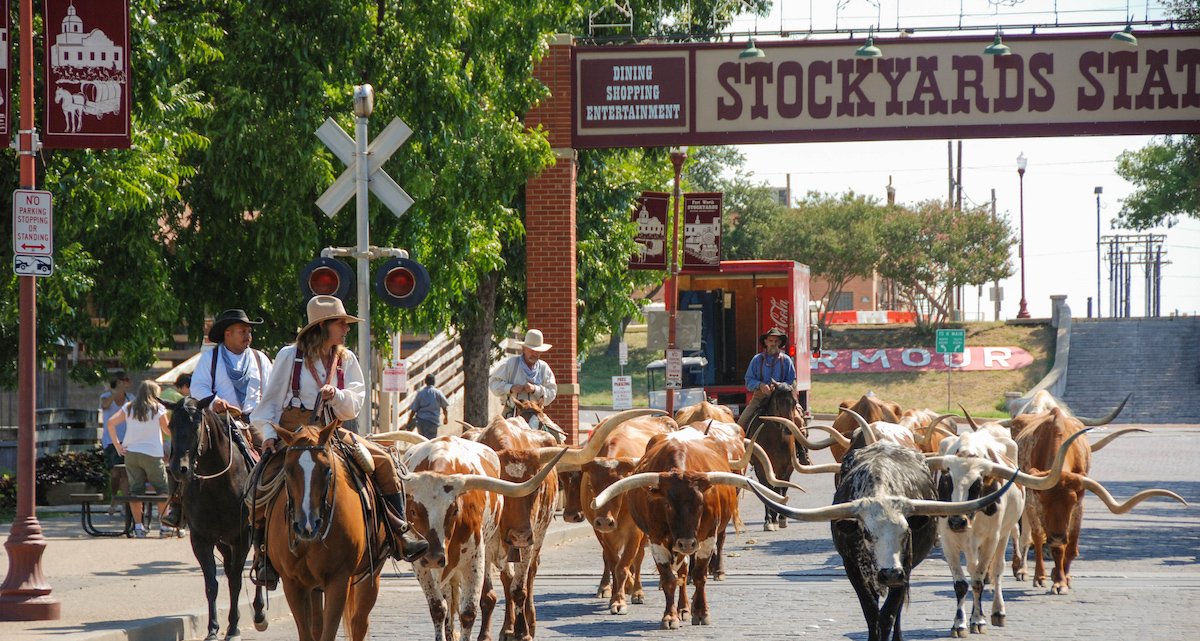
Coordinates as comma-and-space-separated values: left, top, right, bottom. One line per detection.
1016, 153, 1031, 319
1095, 186, 1103, 318
665, 146, 688, 417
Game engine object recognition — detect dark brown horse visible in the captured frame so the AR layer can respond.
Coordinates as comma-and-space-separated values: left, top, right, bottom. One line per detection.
267, 418, 391, 641
742, 383, 809, 531
166, 396, 265, 641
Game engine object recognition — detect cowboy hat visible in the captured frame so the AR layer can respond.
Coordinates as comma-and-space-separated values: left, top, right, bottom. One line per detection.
297, 295, 364, 340
759, 327, 789, 349
516, 329, 552, 352
208, 309, 264, 343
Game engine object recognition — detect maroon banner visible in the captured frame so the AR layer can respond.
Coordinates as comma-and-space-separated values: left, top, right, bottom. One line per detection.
682, 192, 722, 272
1, 8, 9, 137
577, 57, 687, 131
810, 347, 1033, 374
629, 191, 669, 271
42, 0, 131, 149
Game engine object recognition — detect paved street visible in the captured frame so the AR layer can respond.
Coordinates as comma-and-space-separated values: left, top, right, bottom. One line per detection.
249, 424, 1200, 641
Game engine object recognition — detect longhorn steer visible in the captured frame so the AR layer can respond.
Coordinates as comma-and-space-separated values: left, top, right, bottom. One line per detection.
749, 442, 1017, 641
591, 429, 788, 630
577, 414, 677, 614
829, 394, 903, 462
398, 436, 563, 641
1012, 408, 1186, 593
674, 400, 735, 425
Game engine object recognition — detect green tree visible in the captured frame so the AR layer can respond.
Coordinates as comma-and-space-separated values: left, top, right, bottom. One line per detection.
876, 201, 1014, 328
1114, 135, 1200, 230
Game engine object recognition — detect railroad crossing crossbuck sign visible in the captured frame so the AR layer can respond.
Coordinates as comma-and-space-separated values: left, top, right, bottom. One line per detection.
315, 117, 414, 217
12, 189, 55, 277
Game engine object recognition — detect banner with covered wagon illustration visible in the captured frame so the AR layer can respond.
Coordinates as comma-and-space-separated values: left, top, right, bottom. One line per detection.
42, 0, 130, 149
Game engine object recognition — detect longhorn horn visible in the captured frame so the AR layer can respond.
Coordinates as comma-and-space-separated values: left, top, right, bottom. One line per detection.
958, 404, 981, 432
908, 468, 1019, 516
456, 419, 480, 433
752, 419, 840, 475
1078, 477, 1188, 513
535, 410, 667, 470
368, 430, 429, 445
459, 447, 568, 497
841, 407, 877, 446
921, 413, 958, 448
1076, 393, 1132, 426
591, 472, 662, 512
760, 416, 850, 450
1089, 427, 1148, 453
706, 471, 792, 502
738, 438, 806, 492
934, 428, 1093, 491
745, 481, 857, 522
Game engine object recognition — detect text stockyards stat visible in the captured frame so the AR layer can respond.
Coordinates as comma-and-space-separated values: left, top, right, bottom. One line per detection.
572, 32, 1200, 148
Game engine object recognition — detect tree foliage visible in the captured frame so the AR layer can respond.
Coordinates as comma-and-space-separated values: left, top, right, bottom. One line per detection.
1114, 135, 1200, 230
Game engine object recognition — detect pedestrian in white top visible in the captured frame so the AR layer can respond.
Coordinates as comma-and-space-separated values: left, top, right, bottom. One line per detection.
106, 380, 170, 537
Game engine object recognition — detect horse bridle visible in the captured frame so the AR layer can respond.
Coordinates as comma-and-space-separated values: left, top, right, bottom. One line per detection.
189, 410, 238, 481
284, 440, 339, 548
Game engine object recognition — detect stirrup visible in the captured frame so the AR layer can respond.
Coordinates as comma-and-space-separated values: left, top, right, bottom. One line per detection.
251, 555, 279, 590
161, 503, 183, 529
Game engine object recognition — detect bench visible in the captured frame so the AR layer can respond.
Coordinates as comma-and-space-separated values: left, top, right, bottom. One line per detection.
72, 492, 167, 538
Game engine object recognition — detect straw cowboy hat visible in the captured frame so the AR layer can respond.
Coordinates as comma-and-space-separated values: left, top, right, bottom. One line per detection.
297, 295, 364, 340
759, 327, 789, 349
208, 309, 263, 343
516, 329, 552, 352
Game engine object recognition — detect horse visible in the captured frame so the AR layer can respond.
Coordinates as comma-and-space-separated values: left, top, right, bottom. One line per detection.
266, 417, 393, 641
742, 382, 809, 531
54, 87, 84, 133
165, 396, 264, 641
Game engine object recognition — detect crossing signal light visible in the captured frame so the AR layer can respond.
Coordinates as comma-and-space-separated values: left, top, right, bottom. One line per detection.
374, 257, 430, 308
300, 257, 354, 302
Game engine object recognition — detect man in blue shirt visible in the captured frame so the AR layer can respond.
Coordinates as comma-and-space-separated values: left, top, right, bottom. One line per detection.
737, 327, 797, 430
409, 374, 449, 440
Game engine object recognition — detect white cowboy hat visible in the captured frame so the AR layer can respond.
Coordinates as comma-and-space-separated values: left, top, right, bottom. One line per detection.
297, 295, 364, 340
517, 329, 552, 352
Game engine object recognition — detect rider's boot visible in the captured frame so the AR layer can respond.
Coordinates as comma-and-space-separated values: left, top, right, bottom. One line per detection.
383, 492, 429, 562
161, 497, 183, 529
249, 524, 279, 590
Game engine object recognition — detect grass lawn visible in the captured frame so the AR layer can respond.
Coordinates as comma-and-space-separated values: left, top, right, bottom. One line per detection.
579, 321, 1055, 418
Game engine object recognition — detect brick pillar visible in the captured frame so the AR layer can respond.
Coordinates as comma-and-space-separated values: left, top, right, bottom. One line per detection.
526, 34, 579, 443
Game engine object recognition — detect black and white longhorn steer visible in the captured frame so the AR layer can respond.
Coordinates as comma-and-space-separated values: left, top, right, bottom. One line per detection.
749, 441, 1016, 641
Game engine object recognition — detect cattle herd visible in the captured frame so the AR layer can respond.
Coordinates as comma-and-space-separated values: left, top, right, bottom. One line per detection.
369, 391, 1187, 641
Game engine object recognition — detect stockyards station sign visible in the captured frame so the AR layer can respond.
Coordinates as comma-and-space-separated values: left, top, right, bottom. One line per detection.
572, 32, 1200, 148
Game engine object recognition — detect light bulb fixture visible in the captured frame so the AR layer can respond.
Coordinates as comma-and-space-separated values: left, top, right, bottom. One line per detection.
855, 29, 882, 59
739, 38, 765, 59
984, 31, 1011, 56
1111, 22, 1138, 47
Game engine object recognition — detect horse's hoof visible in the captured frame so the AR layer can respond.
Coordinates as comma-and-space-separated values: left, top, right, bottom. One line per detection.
253, 610, 268, 632
951, 626, 967, 638
610, 602, 627, 615
992, 612, 1006, 627
970, 622, 986, 634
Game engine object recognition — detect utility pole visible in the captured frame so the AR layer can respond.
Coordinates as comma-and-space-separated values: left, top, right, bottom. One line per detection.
1095, 186, 1103, 318
992, 188, 1001, 322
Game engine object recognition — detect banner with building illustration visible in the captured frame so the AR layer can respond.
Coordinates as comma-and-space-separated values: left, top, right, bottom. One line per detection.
42, 0, 130, 148
681, 192, 722, 272
629, 191, 669, 271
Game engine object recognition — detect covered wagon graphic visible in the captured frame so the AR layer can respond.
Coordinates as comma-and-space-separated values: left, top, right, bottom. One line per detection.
55, 81, 121, 132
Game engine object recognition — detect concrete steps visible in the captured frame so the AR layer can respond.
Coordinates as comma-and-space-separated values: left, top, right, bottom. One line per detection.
1062, 317, 1200, 423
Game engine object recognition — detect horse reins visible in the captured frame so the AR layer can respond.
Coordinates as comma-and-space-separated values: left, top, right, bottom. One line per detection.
191, 410, 240, 481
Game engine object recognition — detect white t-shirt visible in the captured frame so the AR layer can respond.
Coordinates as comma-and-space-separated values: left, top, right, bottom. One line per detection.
121, 403, 167, 457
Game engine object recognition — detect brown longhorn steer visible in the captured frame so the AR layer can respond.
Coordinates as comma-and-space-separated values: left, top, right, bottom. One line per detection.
1013, 408, 1187, 594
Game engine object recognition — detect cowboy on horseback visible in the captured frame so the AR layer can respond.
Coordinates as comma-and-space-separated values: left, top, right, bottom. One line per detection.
737, 327, 798, 431
248, 296, 427, 589
163, 308, 271, 530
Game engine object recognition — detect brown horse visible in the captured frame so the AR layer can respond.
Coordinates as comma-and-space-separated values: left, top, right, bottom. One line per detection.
267, 419, 392, 641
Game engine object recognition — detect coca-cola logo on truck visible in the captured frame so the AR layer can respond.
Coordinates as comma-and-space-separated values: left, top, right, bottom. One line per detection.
768, 296, 789, 335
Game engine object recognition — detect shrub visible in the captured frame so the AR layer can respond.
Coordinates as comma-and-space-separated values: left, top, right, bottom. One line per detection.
0, 473, 16, 512
36, 448, 107, 488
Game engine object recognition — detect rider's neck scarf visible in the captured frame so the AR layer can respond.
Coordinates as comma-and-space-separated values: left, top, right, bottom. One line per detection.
220, 345, 252, 406
519, 357, 542, 386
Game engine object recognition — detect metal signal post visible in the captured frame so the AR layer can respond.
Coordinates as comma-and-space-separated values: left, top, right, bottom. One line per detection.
665, 147, 687, 417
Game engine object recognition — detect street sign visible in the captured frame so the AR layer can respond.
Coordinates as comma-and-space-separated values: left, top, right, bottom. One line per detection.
618, 341, 628, 366
12, 189, 53, 256
315, 117, 414, 218
13, 254, 53, 278
988, 286, 1004, 302
611, 375, 633, 410
936, 328, 966, 354
665, 349, 683, 389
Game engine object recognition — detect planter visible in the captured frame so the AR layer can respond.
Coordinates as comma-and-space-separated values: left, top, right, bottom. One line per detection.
39, 481, 103, 506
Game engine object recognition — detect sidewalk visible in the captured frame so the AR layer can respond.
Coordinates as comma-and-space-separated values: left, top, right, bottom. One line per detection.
0, 506, 592, 641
